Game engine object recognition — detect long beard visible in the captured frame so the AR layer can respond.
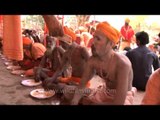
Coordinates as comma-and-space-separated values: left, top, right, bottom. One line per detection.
47, 41, 56, 49
46, 49, 52, 56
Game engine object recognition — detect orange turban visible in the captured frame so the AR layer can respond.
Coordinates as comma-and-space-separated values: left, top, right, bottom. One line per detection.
63, 26, 76, 41
23, 36, 33, 46
96, 22, 120, 44
31, 43, 46, 60
125, 18, 130, 23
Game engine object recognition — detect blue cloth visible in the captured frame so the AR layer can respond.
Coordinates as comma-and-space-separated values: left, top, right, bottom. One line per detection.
126, 46, 160, 91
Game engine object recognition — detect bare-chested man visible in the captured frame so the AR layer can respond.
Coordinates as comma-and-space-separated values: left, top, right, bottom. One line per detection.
34, 35, 65, 82
65, 21, 133, 105
42, 34, 91, 90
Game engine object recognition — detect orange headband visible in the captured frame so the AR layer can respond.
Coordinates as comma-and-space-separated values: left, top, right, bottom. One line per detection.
96, 21, 120, 44
23, 36, 33, 46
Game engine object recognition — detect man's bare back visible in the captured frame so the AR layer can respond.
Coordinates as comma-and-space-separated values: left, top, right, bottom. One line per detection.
62, 43, 89, 77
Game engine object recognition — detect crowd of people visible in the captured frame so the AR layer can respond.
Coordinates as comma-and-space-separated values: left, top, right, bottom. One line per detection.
0, 16, 160, 105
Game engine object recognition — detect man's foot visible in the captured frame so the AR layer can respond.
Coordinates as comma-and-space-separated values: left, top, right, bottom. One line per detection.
124, 87, 137, 105
131, 87, 137, 96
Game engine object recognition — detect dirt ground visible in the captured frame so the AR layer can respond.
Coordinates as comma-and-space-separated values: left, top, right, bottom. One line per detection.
0, 54, 62, 105
0, 53, 145, 105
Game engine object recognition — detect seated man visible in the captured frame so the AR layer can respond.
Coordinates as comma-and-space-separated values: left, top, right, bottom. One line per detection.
19, 36, 46, 76
61, 21, 134, 105
119, 18, 135, 51
126, 31, 160, 91
34, 35, 65, 82
141, 68, 160, 105
42, 34, 91, 90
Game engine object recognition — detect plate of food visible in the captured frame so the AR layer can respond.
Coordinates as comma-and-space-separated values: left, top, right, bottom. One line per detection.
11, 70, 25, 75
1, 57, 7, 60
21, 79, 42, 87
7, 65, 21, 70
30, 88, 55, 99
4, 61, 13, 66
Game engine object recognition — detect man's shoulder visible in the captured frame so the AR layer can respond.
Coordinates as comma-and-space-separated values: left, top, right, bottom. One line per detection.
126, 48, 138, 54
115, 52, 132, 67
147, 51, 159, 58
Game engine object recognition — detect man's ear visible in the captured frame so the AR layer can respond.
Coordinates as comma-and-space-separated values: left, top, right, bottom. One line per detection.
110, 41, 115, 47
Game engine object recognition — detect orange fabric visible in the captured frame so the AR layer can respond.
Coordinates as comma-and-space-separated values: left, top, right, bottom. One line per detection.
23, 36, 33, 46
96, 22, 120, 44
44, 24, 49, 34
23, 59, 34, 68
31, 43, 46, 60
3, 15, 23, 61
47, 71, 54, 77
0, 15, 3, 23
82, 86, 136, 105
59, 77, 91, 88
63, 26, 76, 41
43, 34, 47, 47
58, 34, 72, 45
120, 25, 134, 42
83, 85, 115, 104
0, 16, 3, 38
141, 68, 160, 105
25, 68, 34, 76
124, 87, 137, 105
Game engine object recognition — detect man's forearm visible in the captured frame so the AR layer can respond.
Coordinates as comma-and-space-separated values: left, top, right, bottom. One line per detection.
71, 88, 84, 105
50, 67, 64, 82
